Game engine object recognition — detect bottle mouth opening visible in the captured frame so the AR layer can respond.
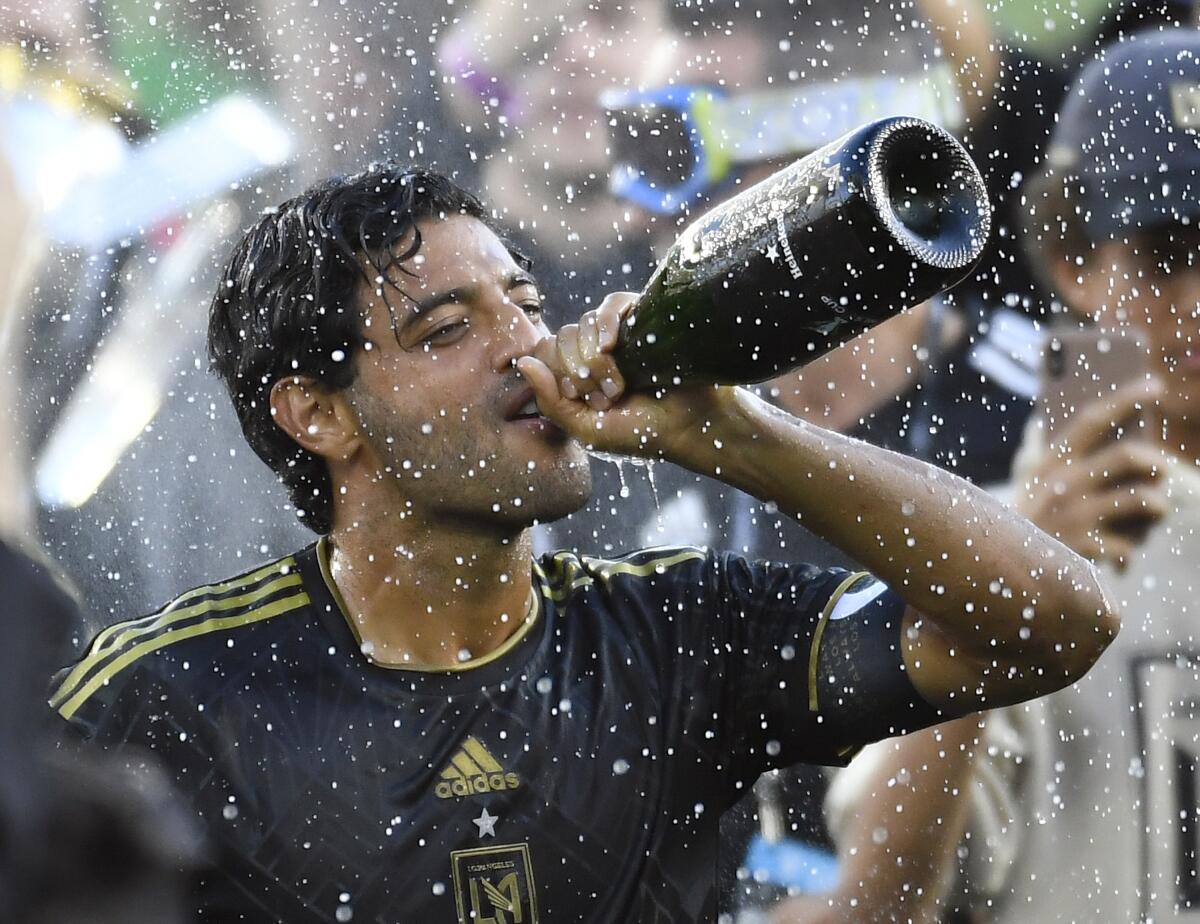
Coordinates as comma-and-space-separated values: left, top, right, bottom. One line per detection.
868, 118, 992, 271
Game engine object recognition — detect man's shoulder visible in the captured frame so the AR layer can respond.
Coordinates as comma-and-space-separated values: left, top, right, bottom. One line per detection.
50, 549, 314, 728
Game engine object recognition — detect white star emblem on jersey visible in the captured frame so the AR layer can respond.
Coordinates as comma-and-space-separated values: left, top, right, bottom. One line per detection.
764, 243, 779, 263
473, 807, 498, 838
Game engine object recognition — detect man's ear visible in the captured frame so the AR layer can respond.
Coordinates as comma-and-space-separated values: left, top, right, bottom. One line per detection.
270, 375, 361, 462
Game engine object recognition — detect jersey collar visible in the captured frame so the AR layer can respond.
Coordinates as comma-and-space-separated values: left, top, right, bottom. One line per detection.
313, 536, 542, 674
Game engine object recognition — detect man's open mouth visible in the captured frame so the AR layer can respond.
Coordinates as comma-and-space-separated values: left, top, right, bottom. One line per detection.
504, 388, 543, 422
512, 397, 540, 420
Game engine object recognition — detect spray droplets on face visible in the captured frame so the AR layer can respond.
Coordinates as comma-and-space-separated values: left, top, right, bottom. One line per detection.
339, 215, 592, 530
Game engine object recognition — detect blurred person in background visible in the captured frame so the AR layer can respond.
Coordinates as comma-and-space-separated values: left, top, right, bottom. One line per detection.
970, 27, 1200, 923
768, 5, 1190, 923
777, 23, 1200, 924
441, 0, 666, 266
0, 12, 202, 917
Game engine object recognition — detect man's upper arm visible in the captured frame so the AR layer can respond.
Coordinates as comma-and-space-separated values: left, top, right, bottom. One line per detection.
712, 556, 947, 778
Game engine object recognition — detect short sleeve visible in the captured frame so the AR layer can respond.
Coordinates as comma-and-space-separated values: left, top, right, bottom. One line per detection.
51, 657, 157, 745
49, 652, 329, 922
700, 552, 941, 781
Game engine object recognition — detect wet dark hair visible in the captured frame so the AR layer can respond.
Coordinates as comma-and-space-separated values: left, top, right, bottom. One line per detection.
208, 165, 524, 535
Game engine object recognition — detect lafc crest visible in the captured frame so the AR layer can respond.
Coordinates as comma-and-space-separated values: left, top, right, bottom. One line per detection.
450, 842, 538, 924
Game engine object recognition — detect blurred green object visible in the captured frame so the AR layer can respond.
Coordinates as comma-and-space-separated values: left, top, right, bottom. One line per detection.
988, 0, 1116, 55
103, 0, 263, 126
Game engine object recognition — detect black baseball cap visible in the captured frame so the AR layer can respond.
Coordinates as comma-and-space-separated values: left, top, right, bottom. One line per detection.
1046, 28, 1200, 240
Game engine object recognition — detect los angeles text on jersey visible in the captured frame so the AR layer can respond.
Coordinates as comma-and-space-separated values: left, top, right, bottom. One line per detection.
436, 735, 521, 799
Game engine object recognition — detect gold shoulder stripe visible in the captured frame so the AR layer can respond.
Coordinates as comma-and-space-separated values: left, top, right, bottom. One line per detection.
536, 547, 708, 602
50, 563, 300, 710
88, 556, 295, 661
588, 547, 707, 582
808, 571, 873, 713
57, 590, 310, 721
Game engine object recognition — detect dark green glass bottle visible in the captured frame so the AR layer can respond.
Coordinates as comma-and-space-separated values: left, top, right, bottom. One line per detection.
616, 117, 992, 389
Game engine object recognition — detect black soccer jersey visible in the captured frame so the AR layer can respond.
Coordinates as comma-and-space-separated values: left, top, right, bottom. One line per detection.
51, 541, 931, 923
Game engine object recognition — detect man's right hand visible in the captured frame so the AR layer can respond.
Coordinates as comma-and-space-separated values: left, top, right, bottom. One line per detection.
1017, 379, 1168, 569
515, 292, 736, 465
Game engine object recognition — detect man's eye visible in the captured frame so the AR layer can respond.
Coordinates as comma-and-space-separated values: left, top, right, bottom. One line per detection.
522, 302, 544, 317
424, 320, 469, 344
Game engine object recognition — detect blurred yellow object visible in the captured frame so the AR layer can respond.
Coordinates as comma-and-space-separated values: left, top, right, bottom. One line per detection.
0, 42, 136, 123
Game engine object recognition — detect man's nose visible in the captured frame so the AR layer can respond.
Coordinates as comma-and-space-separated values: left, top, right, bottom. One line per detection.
491, 301, 549, 373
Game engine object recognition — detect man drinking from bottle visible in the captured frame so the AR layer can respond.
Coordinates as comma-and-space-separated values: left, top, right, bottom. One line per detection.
52, 165, 1117, 923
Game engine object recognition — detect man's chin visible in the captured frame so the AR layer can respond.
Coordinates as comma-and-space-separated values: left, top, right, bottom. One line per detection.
526, 458, 593, 526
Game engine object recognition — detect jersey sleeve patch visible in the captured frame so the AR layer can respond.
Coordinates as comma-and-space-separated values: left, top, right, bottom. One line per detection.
807, 572, 881, 712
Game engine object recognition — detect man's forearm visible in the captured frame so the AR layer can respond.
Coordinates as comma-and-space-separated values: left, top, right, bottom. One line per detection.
672, 387, 1116, 699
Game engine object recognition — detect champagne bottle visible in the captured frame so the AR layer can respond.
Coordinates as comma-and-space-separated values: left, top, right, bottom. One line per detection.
615, 116, 992, 388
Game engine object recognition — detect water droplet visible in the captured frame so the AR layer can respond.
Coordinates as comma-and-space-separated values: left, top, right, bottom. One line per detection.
222, 803, 239, 820
536, 676, 552, 694
612, 759, 630, 775
420, 422, 433, 435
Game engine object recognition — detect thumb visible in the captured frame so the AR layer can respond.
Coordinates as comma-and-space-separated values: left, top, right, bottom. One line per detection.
516, 356, 576, 424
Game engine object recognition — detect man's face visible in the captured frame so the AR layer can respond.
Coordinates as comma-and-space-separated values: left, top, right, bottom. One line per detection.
343, 214, 592, 531
1076, 226, 1200, 419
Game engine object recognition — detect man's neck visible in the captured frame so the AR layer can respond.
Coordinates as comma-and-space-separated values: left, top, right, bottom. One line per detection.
324, 508, 538, 670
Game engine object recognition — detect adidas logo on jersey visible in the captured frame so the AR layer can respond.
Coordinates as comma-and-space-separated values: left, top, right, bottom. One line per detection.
435, 736, 520, 800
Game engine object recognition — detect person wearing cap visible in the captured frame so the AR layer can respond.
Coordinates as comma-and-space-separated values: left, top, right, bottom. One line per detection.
986, 26, 1200, 922
773, 26, 1200, 923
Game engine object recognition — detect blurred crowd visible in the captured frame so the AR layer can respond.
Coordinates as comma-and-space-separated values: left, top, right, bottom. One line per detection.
3, 0, 1200, 920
